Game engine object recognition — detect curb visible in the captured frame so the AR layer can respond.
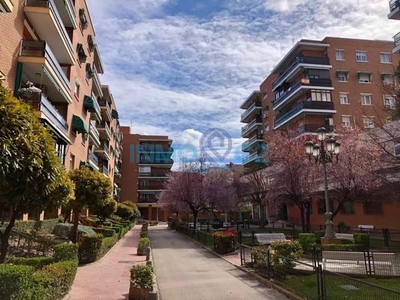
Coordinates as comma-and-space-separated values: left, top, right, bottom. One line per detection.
174, 229, 302, 300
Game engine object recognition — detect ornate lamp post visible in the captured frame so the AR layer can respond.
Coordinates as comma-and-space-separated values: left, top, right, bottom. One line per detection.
304, 127, 340, 239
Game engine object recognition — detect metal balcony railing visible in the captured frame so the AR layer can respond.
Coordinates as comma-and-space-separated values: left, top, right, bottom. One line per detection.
89, 122, 99, 138
390, 0, 400, 12
241, 101, 262, 121
88, 150, 99, 167
102, 165, 109, 176
138, 172, 169, 178
241, 118, 262, 136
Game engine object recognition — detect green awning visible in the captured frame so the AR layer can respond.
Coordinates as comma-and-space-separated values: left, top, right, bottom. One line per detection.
112, 109, 119, 119
84, 95, 96, 112
77, 44, 87, 61
86, 63, 93, 78
79, 8, 87, 24
87, 35, 94, 49
72, 115, 88, 134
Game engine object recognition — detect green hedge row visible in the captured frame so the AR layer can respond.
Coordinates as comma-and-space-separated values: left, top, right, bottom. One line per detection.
1, 243, 78, 300
12, 218, 63, 234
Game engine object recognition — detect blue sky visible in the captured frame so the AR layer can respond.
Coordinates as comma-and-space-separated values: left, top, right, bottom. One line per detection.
86, 0, 399, 167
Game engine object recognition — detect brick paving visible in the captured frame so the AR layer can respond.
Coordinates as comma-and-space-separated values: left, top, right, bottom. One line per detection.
65, 225, 146, 300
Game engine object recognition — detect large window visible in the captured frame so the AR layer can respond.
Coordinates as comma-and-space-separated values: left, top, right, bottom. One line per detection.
361, 94, 372, 106
363, 116, 375, 129
363, 202, 383, 215
356, 51, 368, 62
358, 73, 371, 84
317, 199, 335, 215
384, 95, 396, 109
310, 90, 332, 102
380, 53, 392, 63
340, 202, 354, 214
337, 71, 348, 82
335, 49, 345, 61
339, 93, 349, 104
341, 116, 351, 128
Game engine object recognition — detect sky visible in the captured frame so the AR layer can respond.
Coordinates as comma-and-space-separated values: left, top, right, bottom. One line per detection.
86, 0, 399, 168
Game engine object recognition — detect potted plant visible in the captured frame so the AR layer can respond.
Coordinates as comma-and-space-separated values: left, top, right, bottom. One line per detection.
137, 237, 150, 256
129, 264, 154, 300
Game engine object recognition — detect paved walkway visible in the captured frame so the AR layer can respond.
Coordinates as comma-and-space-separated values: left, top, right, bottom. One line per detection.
150, 225, 288, 300
66, 225, 146, 300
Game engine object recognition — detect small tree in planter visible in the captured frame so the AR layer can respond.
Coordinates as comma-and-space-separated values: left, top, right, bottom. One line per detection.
137, 238, 150, 256
129, 264, 154, 300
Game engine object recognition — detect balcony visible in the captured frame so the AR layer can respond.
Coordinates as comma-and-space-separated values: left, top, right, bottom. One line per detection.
92, 66, 103, 98
243, 153, 266, 165
242, 135, 264, 152
241, 118, 262, 138
138, 197, 158, 204
292, 124, 335, 137
87, 150, 99, 170
241, 101, 262, 123
19, 40, 72, 104
273, 56, 331, 89
274, 101, 336, 130
97, 122, 111, 141
98, 99, 112, 122
0, 0, 13, 12
84, 95, 101, 123
24, 0, 74, 64
388, 0, 400, 19
23, 92, 69, 144
393, 31, 400, 53
138, 159, 174, 166
138, 172, 169, 178
89, 123, 100, 147
94, 143, 110, 161
240, 91, 261, 109
138, 185, 163, 191
273, 78, 333, 111
102, 165, 109, 176
54, 0, 76, 29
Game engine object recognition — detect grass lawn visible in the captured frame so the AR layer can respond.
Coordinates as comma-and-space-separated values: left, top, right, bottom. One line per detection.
282, 274, 400, 300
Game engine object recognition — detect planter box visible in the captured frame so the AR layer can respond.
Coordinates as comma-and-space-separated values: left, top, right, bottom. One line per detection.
129, 284, 152, 300
137, 247, 148, 256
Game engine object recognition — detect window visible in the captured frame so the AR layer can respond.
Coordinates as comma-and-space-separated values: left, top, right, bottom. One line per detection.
74, 80, 80, 97
361, 94, 372, 105
384, 95, 395, 109
382, 74, 395, 86
70, 154, 75, 170
363, 116, 375, 129
363, 202, 383, 215
394, 143, 400, 156
358, 73, 371, 83
340, 202, 354, 214
77, 43, 87, 63
86, 63, 94, 80
356, 51, 368, 62
342, 116, 351, 127
309, 90, 332, 102
337, 71, 348, 82
317, 199, 334, 215
339, 93, 349, 104
380, 53, 392, 63
335, 49, 345, 61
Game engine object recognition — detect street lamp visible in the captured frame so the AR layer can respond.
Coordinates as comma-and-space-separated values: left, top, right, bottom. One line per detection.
304, 127, 340, 239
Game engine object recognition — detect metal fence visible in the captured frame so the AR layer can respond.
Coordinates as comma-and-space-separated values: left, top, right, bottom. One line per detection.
240, 245, 400, 300
176, 225, 215, 250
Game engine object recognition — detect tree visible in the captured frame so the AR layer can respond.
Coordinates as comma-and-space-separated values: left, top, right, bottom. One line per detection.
68, 167, 112, 243
267, 131, 320, 232
0, 86, 74, 263
115, 202, 140, 221
326, 126, 386, 220
91, 197, 117, 223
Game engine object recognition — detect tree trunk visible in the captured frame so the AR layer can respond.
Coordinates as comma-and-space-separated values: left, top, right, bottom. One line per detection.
259, 204, 266, 229
71, 208, 80, 244
0, 211, 18, 263
192, 211, 198, 232
305, 204, 311, 233
300, 207, 306, 233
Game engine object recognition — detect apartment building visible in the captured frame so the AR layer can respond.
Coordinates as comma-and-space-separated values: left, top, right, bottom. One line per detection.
0, 0, 121, 217
120, 127, 173, 221
242, 36, 400, 229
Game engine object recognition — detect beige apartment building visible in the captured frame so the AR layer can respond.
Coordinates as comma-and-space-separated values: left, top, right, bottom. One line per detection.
120, 127, 173, 221
0, 0, 122, 217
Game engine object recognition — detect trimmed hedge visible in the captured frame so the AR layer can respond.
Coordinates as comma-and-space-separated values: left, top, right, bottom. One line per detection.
93, 227, 116, 237
6, 257, 55, 270
0, 264, 34, 300
98, 235, 118, 259
52, 223, 97, 240
298, 233, 316, 253
214, 230, 237, 254
31, 260, 78, 300
12, 218, 63, 234
54, 243, 79, 262
78, 234, 103, 264
354, 233, 370, 250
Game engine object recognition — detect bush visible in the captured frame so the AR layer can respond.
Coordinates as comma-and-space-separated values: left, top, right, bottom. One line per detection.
270, 240, 303, 275
140, 231, 148, 238
6, 257, 55, 270
130, 265, 154, 290
298, 233, 316, 253
52, 223, 96, 240
250, 246, 269, 269
0, 264, 34, 300
169, 217, 180, 230
138, 237, 150, 249
31, 260, 78, 300
53, 243, 79, 262
214, 230, 237, 254
314, 231, 326, 244
92, 227, 116, 237
98, 235, 118, 259
149, 221, 158, 226
78, 234, 103, 264
354, 233, 370, 250
115, 203, 135, 221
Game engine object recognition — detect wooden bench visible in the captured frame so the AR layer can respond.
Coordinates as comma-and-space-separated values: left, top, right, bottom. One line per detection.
254, 233, 287, 245
322, 251, 396, 274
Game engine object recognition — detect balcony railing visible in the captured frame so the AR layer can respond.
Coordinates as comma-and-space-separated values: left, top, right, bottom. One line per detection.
20, 40, 71, 91
241, 118, 262, 136
98, 122, 111, 139
98, 99, 112, 121
90, 122, 100, 138
273, 56, 331, 87
138, 198, 158, 204
242, 135, 263, 151
241, 101, 262, 121
292, 124, 335, 137
23, 92, 68, 136
88, 150, 99, 167
394, 31, 400, 49
102, 165, 109, 176
138, 172, 169, 178
243, 153, 265, 165
138, 185, 163, 190
139, 159, 174, 164
25, 0, 74, 55
92, 66, 103, 97
390, 0, 400, 12
273, 78, 332, 108
274, 101, 335, 128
